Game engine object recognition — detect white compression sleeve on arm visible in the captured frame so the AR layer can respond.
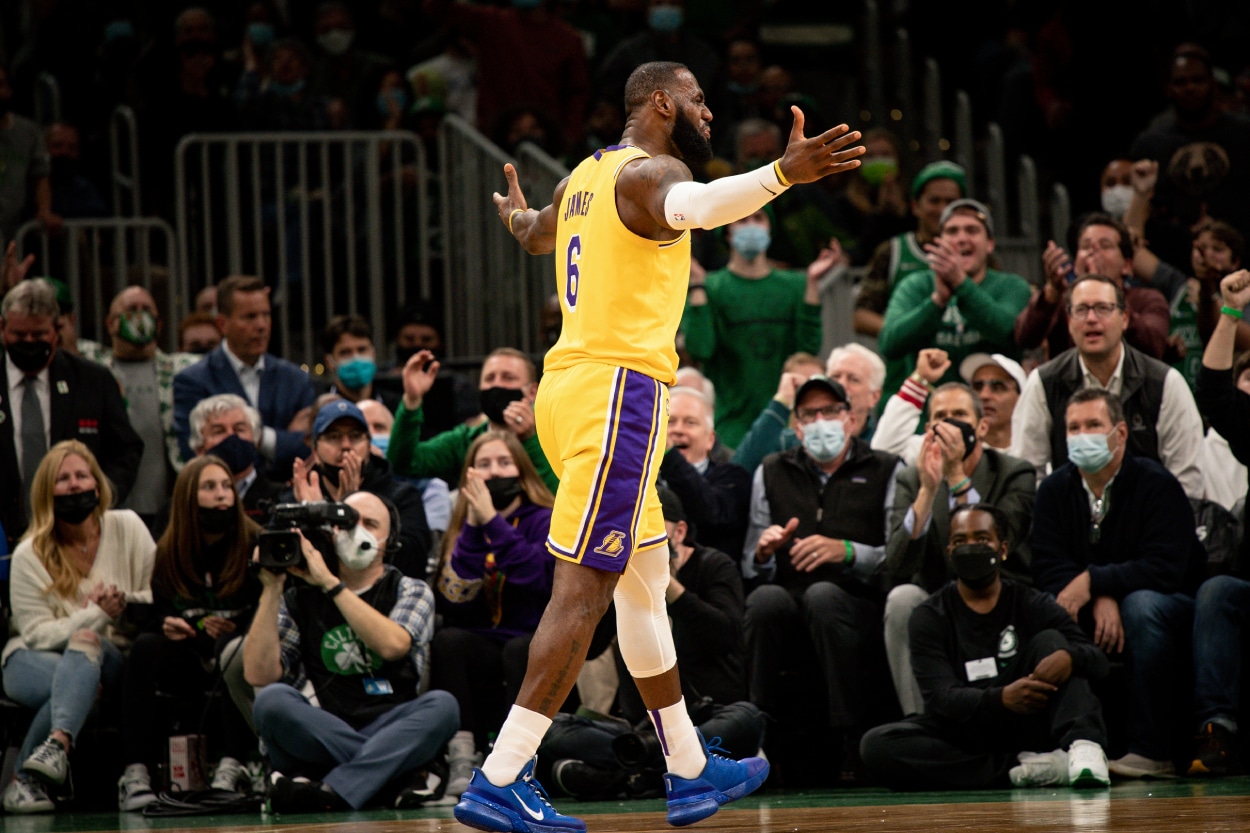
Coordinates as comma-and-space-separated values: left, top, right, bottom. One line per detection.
662, 161, 791, 230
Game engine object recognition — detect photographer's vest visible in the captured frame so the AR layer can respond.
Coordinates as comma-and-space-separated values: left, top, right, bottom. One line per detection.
761, 439, 897, 595
284, 566, 420, 729
1038, 344, 1167, 469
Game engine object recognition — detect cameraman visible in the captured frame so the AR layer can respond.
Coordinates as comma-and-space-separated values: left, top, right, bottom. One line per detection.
243, 490, 458, 812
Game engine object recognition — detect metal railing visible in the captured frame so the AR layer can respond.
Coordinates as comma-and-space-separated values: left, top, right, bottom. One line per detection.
174, 130, 431, 364
110, 106, 142, 217
33, 72, 60, 126
15, 217, 180, 352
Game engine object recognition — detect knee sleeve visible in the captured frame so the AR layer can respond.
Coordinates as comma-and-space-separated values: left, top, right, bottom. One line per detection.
66, 629, 102, 664
613, 545, 676, 679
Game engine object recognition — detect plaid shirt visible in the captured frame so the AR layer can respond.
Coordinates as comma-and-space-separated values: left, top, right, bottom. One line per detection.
276, 570, 434, 692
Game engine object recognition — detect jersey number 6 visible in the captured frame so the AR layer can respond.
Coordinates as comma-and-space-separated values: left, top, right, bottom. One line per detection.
565, 234, 581, 311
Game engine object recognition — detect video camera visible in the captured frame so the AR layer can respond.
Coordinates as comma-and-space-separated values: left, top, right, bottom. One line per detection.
256, 501, 359, 571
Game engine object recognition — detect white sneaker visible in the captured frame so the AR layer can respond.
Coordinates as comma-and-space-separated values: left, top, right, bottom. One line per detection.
444, 730, 481, 798
1009, 748, 1069, 787
118, 763, 158, 811
3, 774, 55, 814
1107, 752, 1177, 779
22, 737, 69, 785
211, 756, 245, 792
1067, 740, 1110, 788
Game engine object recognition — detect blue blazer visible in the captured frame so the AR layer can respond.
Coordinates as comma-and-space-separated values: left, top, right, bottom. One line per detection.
173, 344, 316, 470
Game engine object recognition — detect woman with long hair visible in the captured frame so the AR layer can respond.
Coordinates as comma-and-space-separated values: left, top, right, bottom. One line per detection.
431, 430, 555, 798
116, 455, 264, 810
1, 441, 155, 814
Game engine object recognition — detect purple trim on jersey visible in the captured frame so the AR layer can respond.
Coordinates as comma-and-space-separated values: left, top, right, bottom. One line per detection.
650, 709, 671, 756
593, 144, 635, 162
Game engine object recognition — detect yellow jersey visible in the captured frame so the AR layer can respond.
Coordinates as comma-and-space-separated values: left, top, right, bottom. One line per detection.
543, 145, 690, 386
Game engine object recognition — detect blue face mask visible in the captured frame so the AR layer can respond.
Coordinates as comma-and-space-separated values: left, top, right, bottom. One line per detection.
801, 418, 846, 463
371, 433, 390, 455
648, 5, 684, 33
268, 78, 305, 97
1067, 431, 1114, 473
337, 357, 377, 389
377, 88, 409, 118
730, 224, 770, 260
246, 22, 275, 52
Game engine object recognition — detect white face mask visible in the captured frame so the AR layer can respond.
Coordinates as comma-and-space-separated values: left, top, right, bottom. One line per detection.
1100, 185, 1134, 219
317, 28, 354, 56
334, 524, 380, 570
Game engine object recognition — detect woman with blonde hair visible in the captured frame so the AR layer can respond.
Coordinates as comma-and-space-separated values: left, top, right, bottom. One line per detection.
1, 441, 154, 814
431, 430, 555, 798
116, 455, 264, 810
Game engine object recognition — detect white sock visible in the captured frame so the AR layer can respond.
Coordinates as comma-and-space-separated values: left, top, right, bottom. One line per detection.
648, 698, 706, 779
481, 705, 552, 787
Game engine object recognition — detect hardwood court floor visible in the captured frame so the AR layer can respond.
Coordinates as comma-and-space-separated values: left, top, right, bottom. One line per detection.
7, 778, 1250, 833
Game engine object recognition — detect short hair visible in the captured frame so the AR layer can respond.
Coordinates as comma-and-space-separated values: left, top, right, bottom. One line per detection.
322, 314, 374, 355
1065, 387, 1125, 425
1075, 212, 1134, 263
734, 118, 782, 158
669, 385, 714, 431
1194, 218, 1245, 264
178, 311, 219, 343
215, 275, 267, 318
675, 366, 716, 407
1, 278, 60, 319
189, 393, 263, 452
1067, 274, 1126, 309
950, 502, 1010, 548
624, 61, 689, 113
932, 381, 983, 421
484, 346, 538, 385
826, 343, 886, 393
783, 351, 823, 372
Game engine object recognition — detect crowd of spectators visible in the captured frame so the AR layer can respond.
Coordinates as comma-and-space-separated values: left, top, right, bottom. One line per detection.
2, 1, 1250, 820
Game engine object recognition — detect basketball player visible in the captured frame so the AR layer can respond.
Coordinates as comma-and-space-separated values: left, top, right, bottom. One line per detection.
453, 61, 865, 832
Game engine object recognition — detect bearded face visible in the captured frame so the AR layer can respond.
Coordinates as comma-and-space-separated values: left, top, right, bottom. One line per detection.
671, 104, 713, 170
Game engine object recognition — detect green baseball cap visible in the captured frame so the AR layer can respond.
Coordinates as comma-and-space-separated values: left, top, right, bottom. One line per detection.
910, 160, 967, 199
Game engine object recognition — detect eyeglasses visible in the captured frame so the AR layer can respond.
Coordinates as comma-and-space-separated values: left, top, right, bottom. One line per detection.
1077, 238, 1121, 253
970, 378, 1013, 394
1068, 303, 1123, 320
795, 403, 849, 424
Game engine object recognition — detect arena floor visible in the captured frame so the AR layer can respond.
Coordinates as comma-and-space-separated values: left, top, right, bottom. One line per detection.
8, 777, 1250, 833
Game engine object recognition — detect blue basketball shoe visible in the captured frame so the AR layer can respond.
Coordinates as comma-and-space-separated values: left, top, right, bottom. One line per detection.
664, 732, 769, 827
454, 757, 586, 833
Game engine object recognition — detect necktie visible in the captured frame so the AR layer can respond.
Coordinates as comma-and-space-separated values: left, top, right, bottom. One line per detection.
20, 376, 47, 511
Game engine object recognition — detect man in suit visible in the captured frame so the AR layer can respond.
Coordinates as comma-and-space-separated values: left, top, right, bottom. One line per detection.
1, 278, 144, 548
173, 275, 316, 475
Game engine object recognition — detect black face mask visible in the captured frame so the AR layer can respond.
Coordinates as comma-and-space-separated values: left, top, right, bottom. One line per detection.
54, 491, 100, 525
480, 386, 524, 425
7, 339, 54, 373
949, 543, 1000, 590
485, 476, 524, 510
198, 505, 237, 535
208, 434, 258, 475
943, 418, 979, 460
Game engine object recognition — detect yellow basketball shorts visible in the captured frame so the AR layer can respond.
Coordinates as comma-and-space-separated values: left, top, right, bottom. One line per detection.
535, 363, 669, 572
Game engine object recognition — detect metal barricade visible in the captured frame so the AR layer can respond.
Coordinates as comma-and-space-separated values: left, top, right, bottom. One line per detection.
515, 140, 570, 353
15, 217, 180, 352
174, 131, 431, 365
110, 105, 142, 217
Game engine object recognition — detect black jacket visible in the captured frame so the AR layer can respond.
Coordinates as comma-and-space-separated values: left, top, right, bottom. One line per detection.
659, 450, 751, 561
1195, 365, 1250, 562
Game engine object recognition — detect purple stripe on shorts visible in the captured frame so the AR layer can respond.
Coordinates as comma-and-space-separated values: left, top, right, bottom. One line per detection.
570, 369, 626, 562
649, 709, 671, 757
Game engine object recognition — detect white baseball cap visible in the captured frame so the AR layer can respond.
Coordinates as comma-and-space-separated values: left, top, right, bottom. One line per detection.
959, 353, 1027, 393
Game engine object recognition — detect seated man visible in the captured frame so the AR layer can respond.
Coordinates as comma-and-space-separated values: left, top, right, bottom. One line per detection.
731, 351, 825, 476
321, 314, 401, 412
882, 382, 1036, 716
286, 400, 433, 580
861, 503, 1110, 790
243, 490, 459, 811
742, 375, 903, 781
189, 393, 285, 526
825, 343, 885, 441
1031, 388, 1206, 777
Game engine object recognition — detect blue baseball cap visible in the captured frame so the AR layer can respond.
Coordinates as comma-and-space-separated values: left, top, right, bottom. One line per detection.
313, 399, 368, 438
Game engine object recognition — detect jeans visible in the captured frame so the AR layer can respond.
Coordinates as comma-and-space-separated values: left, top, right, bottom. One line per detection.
2, 637, 124, 763
1119, 588, 1194, 760
1193, 574, 1250, 733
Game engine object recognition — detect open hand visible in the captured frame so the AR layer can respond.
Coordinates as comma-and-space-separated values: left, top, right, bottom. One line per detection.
775, 108, 865, 185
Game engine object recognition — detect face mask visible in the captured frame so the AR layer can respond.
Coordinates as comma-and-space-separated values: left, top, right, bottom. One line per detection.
648, 5, 684, 33
335, 524, 380, 570
337, 356, 376, 389
117, 309, 157, 346
485, 475, 524, 510
209, 433, 258, 475
949, 543, 999, 590
198, 505, 236, 535
7, 339, 54, 373
1067, 431, 1114, 473
727, 80, 758, 96
104, 19, 136, 45
371, 433, 390, 455
942, 418, 978, 460
859, 156, 899, 186
268, 78, 305, 97
317, 28, 354, 56
1100, 185, 1134, 219
54, 491, 100, 524
480, 386, 524, 425
377, 88, 409, 118
801, 418, 847, 463
246, 22, 275, 52
730, 224, 770, 260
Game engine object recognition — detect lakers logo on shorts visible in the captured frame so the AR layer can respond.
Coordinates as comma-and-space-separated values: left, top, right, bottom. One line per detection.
593, 530, 627, 557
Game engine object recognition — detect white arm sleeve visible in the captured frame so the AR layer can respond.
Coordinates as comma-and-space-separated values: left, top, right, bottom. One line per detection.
663, 162, 791, 230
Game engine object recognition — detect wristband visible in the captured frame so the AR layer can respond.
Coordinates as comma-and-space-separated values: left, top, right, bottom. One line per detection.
949, 476, 971, 495
507, 208, 525, 234
324, 581, 347, 599
688, 283, 707, 293
773, 160, 792, 188
1221, 305, 1244, 320
843, 539, 855, 566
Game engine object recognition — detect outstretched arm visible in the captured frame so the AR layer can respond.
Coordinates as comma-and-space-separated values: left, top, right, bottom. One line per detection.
493, 164, 569, 255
